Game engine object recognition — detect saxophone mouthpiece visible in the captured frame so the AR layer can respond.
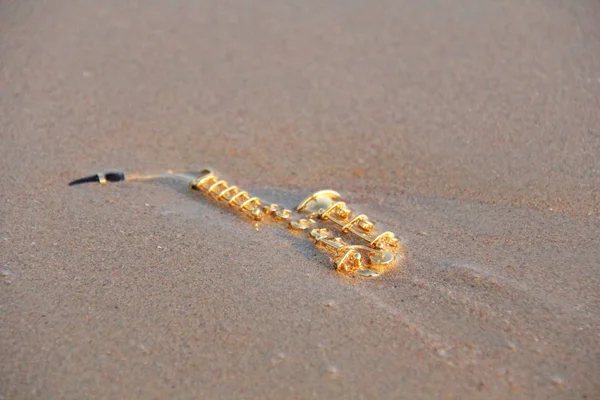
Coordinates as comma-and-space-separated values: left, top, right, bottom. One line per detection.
68, 172, 125, 186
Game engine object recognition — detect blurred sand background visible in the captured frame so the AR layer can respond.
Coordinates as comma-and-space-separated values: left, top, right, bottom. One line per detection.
1, 0, 599, 398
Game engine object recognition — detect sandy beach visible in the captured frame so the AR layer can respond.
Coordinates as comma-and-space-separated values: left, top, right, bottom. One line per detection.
1, 0, 599, 398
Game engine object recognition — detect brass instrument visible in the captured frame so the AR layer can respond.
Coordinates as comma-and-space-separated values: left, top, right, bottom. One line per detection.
70, 169, 403, 277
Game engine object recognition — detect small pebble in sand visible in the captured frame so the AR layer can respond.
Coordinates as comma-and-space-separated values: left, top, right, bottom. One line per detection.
437, 348, 450, 358
551, 375, 565, 387
323, 300, 336, 308
0, 267, 11, 284
504, 340, 518, 351
137, 343, 150, 354
267, 352, 286, 366
319, 363, 339, 378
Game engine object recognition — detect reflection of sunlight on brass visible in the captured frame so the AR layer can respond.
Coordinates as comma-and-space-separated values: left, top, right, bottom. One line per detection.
356, 269, 380, 277
306, 228, 394, 277
218, 186, 239, 199
70, 168, 404, 278
189, 171, 291, 221
371, 231, 400, 250
289, 218, 316, 231
297, 190, 402, 254
296, 190, 341, 214
208, 180, 228, 195
264, 204, 292, 220
228, 191, 249, 205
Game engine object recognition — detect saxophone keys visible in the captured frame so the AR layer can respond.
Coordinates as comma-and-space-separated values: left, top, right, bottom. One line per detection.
341, 215, 372, 233
357, 219, 374, 232
335, 251, 363, 272
371, 232, 400, 250
240, 197, 260, 209
367, 248, 395, 265
218, 186, 239, 200
251, 208, 263, 220
190, 171, 217, 190
356, 269, 380, 278
288, 218, 316, 230
277, 209, 291, 220
207, 180, 228, 196
321, 201, 350, 219
263, 204, 291, 220
296, 190, 341, 216
228, 191, 249, 206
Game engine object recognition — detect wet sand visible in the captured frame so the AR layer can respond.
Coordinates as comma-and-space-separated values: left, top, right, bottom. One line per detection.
1, 0, 599, 398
